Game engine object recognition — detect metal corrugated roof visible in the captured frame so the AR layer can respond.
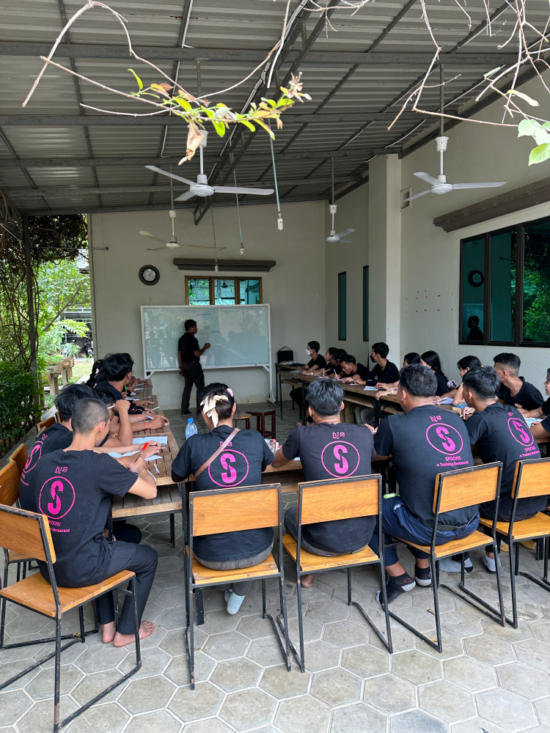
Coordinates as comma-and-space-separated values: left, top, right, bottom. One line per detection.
0, 0, 543, 216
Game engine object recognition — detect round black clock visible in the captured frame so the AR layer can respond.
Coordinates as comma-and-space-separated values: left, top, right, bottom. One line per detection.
467, 269, 484, 288
139, 265, 160, 286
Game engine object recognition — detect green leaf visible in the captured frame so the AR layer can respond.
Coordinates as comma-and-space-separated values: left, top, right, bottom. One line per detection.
542, 122, 550, 131
240, 119, 256, 132
508, 90, 539, 107
484, 66, 503, 78
128, 68, 143, 91
518, 118, 542, 137
529, 143, 550, 165
212, 120, 226, 137
174, 96, 193, 112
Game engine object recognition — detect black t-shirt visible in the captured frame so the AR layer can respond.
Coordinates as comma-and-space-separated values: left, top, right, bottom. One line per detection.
367, 360, 400, 385
375, 405, 475, 527
178, 333, 200, 363
96, 380, 143, 415
434, 372, 450, 397
355, 363, 370, 381
172, 426, 274, 561
307, 355, 327, 370
497, 378, 543, 411
465, 403, 543, 518
542, 397, 550, 417
30, 450, 138, 585
282, 422, 377, 553
467, 326, 484, 340
20, 423, 73, 506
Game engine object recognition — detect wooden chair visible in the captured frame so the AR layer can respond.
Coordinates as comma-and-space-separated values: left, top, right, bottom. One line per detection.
8, 443, 28, 477
232, 414, 251, 430
247, 409, 276, 439
0, 505, 141, 733
0, 460, 32, 602
282, 474, 393, 672
37, 416, 56, 434
479, 457, 550, 628
390, 462, 505, 654
186, 483, 290, 688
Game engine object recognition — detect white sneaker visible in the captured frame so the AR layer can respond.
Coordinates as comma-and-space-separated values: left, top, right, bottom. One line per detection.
439, 557, 473, 573
483, 555, 501, 574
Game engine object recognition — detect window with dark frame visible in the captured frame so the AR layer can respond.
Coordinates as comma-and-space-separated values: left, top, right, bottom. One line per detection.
363, 266, 369, 342
460, 214, 550, 347
338, 272, 347, 341
185, 277, 262, 305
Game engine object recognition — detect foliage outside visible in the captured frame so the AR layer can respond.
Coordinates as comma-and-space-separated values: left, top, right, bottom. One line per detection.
0, 363, 41, 453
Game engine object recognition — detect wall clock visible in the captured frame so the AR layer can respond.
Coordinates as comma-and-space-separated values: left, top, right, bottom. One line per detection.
467, 269, 484, 288
139, 265, 160, 286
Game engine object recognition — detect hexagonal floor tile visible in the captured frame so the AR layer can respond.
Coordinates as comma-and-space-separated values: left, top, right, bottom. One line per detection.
476, 688, 538, 732
390, 709, 448, 732
237, 613, 273, 640
331, 702, 387, 733
303, 640, 341, 672
535, 696, 550, 727
17, 696, 80, 733
183, 719, 235, 733
78, 702, 130, 733
498, 662, 550, 700
220, 688, 277, 731
531, 619, 550, 644
211, 657, 262, 692
311, 667, 361, 707
305, 599, 349, 625
322, 621, 368, 649
76, 645, 129, 675
275, 695, 331, 733
118, 647, 170, 679
202, 631, 249, 661
363, 674, 416, 714
119, 675, 176, 714
482, 617, 532, 642
440, 611, 483, 638
26, 664, 82, 701
247, 637, 290, 667
341, 644, 389, 678
450, 718, 507, 733
164, 651, 215, 686
0, 689, 32, 727
71, 669, 128, 707
443, 655, 496, 692
514, 638, 550, 673
260, 664, 310, 698
464, 634, 514, 666
122, 709, 181, 733
201, 610, 240, 635
169, 682, 224, 723
419, 679, 476, 723
392, 650, 442, 685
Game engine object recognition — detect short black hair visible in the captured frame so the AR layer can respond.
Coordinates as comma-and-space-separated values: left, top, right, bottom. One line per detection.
94, 387, 115, 406
404, 352, 421, 366
308, 341, 320, 352
463, 366, 500, 399
71, 398, 109, 435
372, 342, 390, 359
334, 349, 347, 363
468, 315, 480, 326
200, 383, 235, 421
494, 352, 521, 374
340, 354, 356, 365
306, 379, 344, 417
421, 350, 443, 375
185, 319, 197, 331
55, 383, 96, 422
326, 347, 339, 357
457, 355, 482, 371
399, 364, 437, 397
86, 359, 103, 388
101, 353, 134, 382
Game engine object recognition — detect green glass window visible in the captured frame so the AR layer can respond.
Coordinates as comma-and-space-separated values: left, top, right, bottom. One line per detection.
490, 229, 517, 343
523, 219, 550, 343
338, 272, 347, 341
214, 279, 236, 305
240, 279, 261, 304
461, 237, 485, 342
187, 278, 210, 306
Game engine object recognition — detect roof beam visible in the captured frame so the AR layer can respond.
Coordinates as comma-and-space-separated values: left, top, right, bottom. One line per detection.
0, 42, 517, 67
0, 148, 400, 169
0, 113, 429, 127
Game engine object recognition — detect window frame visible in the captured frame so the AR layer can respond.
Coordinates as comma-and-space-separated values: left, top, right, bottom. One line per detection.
184, 276, 263, 306
338, 271, 347, 341
459, 214, 550, 348
363, 266, 369, 342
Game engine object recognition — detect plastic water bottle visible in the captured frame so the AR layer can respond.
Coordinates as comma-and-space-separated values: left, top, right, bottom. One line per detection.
185, 418, 198, 440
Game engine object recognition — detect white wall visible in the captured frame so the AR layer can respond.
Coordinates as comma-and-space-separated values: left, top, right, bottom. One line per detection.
324, 183, 370, 362
400, 73, 550, 387
89, 200, 326, 409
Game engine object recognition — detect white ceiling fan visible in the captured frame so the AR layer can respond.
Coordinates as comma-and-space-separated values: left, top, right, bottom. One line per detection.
139, 169, 225, 252
146, 130, 275, 201
405, 65, 506, 204
326, 158, 355, 243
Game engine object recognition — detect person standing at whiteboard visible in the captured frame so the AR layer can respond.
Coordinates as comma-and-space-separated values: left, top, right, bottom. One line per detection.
178, 319, 211, 416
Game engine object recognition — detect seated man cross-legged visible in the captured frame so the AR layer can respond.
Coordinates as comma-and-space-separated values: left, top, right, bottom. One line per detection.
27, 398, 159, 646
272, 379, 377, 588
371, 364, 478, 603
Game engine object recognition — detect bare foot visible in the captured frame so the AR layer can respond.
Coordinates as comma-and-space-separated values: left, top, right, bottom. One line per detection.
301, 574, 316, 588
101, 622, 116, 643
112, 620, 156, 647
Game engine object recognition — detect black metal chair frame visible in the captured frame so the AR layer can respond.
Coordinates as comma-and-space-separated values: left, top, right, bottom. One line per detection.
283, 474, 393, 673
0, 505, 142, 733
184, 483, 290, 689
480, 457, 550, 629
390, 462, 506, 653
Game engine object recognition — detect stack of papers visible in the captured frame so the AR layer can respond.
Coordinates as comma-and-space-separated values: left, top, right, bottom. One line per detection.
134, 436, 168, 444
363, 386, 378, 391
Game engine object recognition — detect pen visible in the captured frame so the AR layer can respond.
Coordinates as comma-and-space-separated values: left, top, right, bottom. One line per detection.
133, 441, 149, 464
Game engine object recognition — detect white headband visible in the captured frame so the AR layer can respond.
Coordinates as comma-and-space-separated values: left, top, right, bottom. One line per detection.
201, 394, 230, 427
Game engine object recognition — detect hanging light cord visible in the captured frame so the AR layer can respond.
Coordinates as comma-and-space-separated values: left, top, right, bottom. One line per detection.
210, 203, 219, 272
269, 127, 283, 230
230, 152, 244, 254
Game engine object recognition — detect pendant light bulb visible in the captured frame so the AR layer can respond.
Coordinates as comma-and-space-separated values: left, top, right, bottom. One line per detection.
277, 212, 283, 231
240, 242, 244, 256
215, 264, 218, 273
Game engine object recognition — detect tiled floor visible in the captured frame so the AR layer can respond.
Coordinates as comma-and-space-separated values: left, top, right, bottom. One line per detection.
2, 405, 550, 732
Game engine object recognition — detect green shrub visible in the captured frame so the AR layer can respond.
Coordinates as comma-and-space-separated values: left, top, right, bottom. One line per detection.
0, 362, 42, 456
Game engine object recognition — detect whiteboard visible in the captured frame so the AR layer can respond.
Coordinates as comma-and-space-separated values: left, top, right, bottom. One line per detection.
141, 305, 271, 372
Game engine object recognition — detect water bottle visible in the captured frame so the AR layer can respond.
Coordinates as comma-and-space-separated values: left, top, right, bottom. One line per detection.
185, 418, 198, 440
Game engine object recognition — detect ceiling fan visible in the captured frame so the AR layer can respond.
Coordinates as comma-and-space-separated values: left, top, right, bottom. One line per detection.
146, 131, 275, 201
139, 170, 225, 252
326, 158, 355, 243
405, 66, 506, 204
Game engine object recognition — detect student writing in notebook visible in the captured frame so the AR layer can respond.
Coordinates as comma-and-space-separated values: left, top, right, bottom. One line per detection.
493, 353, 543, 411
340, 355, 370, 384
436, 355, 481, 406
517, 368, 550, 421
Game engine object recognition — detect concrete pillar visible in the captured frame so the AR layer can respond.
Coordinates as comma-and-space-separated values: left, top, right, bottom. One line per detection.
368, 154, 402, 360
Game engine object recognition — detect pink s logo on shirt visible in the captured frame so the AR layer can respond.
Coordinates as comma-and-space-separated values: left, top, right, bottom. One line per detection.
333, 445, 349, 475
220, 453, 237, 484
426, 423, 464, 455
208, 450, 250, 487
38, 476, 76, 520
508, 417, 534, 446
321, 441, 361, 478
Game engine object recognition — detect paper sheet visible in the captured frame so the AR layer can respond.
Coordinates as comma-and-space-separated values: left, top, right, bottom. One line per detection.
436, 397, 454, 405
524, 417, 543, 427
109, 451, 162, 461
363, 386, 378, 391
134, 436, 168, 444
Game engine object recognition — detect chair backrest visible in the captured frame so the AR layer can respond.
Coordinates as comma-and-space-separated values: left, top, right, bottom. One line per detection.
513, 457, 550, 500
0, 504, 55, 563
298, 475, 381, 526
9, 443, 28, 478
434, 462, 501, 515
0, 461, 21, 507
56, 411, 61, 423
191, 484, 280, 537
37, 416, 55, 434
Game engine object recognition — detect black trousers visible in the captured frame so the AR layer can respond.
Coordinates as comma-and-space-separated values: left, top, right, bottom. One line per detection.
180, 361, 205, 414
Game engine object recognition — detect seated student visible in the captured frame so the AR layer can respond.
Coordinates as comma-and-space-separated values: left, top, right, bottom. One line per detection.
355, 343, 400, 425
289, 341, 327, 418
86, 359, 103, 388
328, 349, 347, 379
437, 355, 482, 405
171, 384, 275, 615
28, 399, 159, 646
493, 353, 543, 411
421, 350, 451, 397
458, 367, 543, 574
375, 352, 421, 396
466, 315, 484, 341
518, 368, 550, 419
325, 347, 340, 372
272, 379, 377, 588
340, 354, 370, 385
370, 364, 477, 602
